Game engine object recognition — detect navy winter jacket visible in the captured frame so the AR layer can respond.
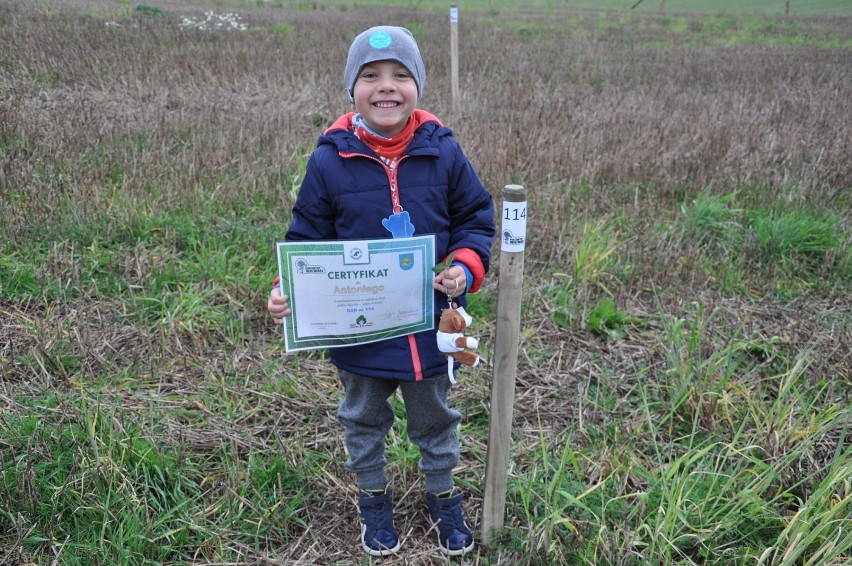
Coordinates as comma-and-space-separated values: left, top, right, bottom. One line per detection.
285, 114, 495, 381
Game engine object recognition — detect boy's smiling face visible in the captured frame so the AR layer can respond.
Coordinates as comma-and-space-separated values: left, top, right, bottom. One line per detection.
352, 60, 418, 138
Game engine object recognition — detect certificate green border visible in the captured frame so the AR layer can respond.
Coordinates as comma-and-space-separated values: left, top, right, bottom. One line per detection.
276, 236, 435, 351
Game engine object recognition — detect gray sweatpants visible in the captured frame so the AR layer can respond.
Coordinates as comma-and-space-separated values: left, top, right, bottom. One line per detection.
337, 369, 461, 494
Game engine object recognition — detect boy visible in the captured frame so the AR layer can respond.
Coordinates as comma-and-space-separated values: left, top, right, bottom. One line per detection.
267, 25, 495, 557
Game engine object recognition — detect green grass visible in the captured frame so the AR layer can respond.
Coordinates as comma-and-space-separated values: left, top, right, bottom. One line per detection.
499, 325, 852, 564
0, 388, 315, 564
550, 216, 622, 330
572, 0, 852, 15
129, 0, 852, 18
1, 1, 850, 563
247, 0, 852, 16
673, 188, 850, 295
3, 176, 849, 563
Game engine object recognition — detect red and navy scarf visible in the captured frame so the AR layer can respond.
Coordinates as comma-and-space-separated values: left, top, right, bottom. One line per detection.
326, 110, 443, 162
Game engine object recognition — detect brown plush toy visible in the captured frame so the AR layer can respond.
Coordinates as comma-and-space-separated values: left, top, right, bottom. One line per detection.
436, 306, 482, 383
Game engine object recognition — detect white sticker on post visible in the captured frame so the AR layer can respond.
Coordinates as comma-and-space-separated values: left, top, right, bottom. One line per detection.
450, 6, 458, 23
501, 200, 527, 252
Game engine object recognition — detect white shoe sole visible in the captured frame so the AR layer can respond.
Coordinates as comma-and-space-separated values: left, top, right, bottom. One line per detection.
430, 518, 475, 556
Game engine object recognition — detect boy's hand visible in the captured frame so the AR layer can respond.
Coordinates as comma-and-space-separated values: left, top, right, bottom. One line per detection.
433, 266, 467, 300
268, 286, 291, 324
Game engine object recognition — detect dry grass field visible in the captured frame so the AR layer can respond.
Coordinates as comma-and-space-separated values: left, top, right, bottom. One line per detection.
1, 1, 851, 564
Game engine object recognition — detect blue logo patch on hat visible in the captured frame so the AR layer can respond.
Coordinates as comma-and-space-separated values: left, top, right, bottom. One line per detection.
368, 32, 393, 49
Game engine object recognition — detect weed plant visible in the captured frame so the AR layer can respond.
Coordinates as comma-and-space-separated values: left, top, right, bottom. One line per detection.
1, 1, 850, 564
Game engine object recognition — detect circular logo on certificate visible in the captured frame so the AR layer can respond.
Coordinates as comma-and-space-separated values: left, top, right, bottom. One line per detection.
350, 247, 363, 260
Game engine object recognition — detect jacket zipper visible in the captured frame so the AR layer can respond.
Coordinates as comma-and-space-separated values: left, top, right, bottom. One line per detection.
340, 152, 410, 213
338, 151, 423, 380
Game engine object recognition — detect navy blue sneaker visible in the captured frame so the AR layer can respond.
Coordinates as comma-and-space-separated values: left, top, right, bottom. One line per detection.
426, 489, 475, 556
358, 488, 401, 556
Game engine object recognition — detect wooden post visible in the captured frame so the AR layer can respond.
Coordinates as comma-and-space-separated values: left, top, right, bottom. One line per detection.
482, 184, 527, 544
785, 0, 790, 16
450, 4, 459, 115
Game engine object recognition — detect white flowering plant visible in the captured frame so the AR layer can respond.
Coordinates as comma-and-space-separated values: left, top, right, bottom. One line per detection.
179, 11, 247, 31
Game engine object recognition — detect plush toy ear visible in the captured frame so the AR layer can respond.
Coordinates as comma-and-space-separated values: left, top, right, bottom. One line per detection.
452, 312, 465, 332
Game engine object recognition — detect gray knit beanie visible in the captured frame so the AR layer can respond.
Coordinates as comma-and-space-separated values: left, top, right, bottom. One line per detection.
344, 26, 426, 103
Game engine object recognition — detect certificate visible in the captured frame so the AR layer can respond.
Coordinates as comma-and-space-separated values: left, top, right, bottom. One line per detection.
276, 235, 436, 352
